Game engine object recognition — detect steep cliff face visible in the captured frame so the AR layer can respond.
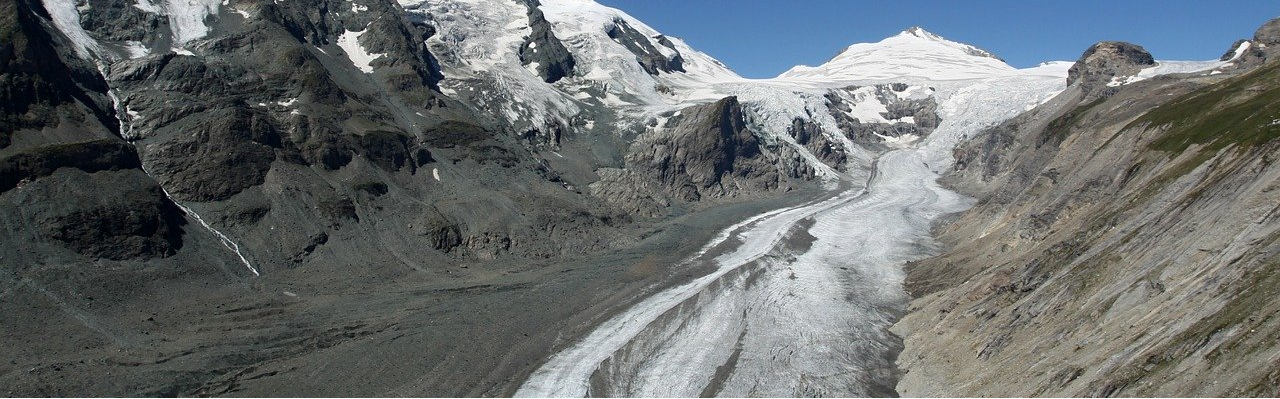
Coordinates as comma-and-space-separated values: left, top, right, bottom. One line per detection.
14, 0, 656, 273
0, 0, 186, 262
516, 0, 575, 83
591, 96, 815, 217
1066, 41, 1155, 97
895, 24, 1280, 397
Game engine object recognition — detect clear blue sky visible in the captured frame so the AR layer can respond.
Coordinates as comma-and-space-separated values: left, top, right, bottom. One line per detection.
596, 0, 1280, 78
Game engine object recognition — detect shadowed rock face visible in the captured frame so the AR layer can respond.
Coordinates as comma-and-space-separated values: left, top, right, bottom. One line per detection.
517, 0, 575, 83
1066, 41, 1155, 97
1221, 39, 1253, 61
0, 0, 184, 261
607, 18, 684, 75
77, 0, 164, 43
25, 169, 185, 260
638, 96, 762, 199
0, 0, 114, 145
788, 118, 847, 168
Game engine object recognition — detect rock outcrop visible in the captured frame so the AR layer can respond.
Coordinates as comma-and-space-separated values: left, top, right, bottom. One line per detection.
592, 96, 814, 216
824, 84, 940, 149
1066, 41, 1155, 97
517, 0, 575, 83
607, 18, 684, 75
1222, 17, 1280, 68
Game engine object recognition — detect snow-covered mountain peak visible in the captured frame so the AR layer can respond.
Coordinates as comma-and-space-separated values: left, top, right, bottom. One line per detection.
899, 26, 942, 40
777, 27, 1015, 83
891, 26, 998, 58
537, 0, 741, 81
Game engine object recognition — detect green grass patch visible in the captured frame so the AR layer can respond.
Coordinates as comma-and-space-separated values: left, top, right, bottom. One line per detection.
1136, 62, 1280, 154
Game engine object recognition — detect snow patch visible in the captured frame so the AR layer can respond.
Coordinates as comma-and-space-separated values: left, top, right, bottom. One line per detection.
133, 0, 161, 14
123, 41, 150, 58
337, 29, 385, 74
1227, 41, 1252, 62
1110, 59, 1229, 87
40, 0, 105, 59
875, 133, 920, 148
833, 86, 892, 124
133, 0, 221, 45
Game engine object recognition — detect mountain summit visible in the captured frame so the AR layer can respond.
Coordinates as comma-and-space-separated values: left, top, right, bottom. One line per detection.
778, 27, 1015, 82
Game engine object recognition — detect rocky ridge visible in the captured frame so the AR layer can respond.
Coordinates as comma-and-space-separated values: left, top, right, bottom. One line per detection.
895, 17, 1280, 397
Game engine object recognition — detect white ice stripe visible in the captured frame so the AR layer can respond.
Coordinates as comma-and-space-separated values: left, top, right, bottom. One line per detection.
1227, 41, 1252, 62
105, 87, 259, 277
159, 186, 261, 276
40, 0, 106, 59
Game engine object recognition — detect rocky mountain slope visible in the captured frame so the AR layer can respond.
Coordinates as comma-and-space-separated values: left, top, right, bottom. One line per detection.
3, 0, 1005, 274
895, 17, 1280, 397
0, 0, 1023, 394
6, 0, 1275, 395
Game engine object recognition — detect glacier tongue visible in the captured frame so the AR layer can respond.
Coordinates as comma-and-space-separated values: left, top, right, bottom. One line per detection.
516, 68, 1067, 398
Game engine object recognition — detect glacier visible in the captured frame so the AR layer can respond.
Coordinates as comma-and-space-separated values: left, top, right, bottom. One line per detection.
516, 69, 1067, 397
23, 0, 1248, 394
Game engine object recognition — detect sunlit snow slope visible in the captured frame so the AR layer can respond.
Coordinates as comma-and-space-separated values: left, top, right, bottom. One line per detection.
778, 27, 1015, 83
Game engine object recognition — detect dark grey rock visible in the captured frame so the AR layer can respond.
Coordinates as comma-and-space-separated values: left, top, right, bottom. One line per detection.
28, 169, 185, 260
143, 108, 278, 202
825, 85, 939, 149
607, 18, 684, 75
1223, 18, 1280, 68
0, 139, 141, 193
1, 0, 116, 145
77, 0, 164, 43
0, 0, 183, 261
788, 118, 847, 169
516, 0, 575, 83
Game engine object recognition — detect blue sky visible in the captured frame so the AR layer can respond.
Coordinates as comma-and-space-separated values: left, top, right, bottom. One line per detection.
596, 0, 1280, 78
